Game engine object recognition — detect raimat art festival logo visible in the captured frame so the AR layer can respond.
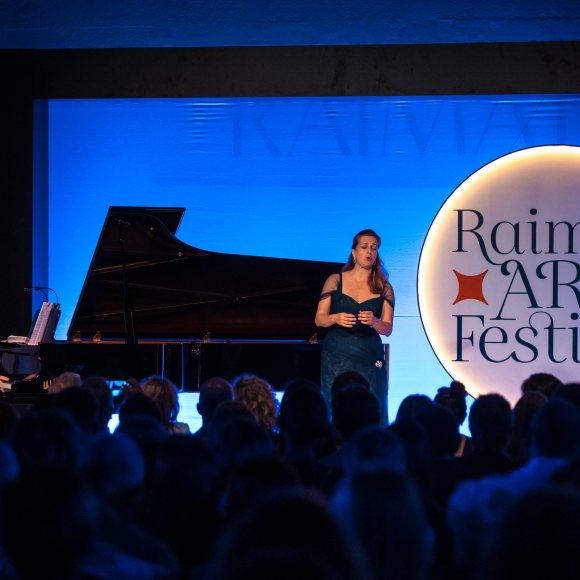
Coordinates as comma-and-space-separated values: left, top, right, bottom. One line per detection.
418, 146, 580, 404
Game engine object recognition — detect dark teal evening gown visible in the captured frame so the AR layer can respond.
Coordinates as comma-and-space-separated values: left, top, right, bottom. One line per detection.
320, 272, 394, 426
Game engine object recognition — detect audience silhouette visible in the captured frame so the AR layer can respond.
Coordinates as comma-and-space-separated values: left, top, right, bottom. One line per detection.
81, 376, 114, 433
506, 390, 548, 468
278, 385, 336, 492
333, 468, 430, 580
456, 393, 513, 481
194, 377, 233, 443
1, 369, 579, 580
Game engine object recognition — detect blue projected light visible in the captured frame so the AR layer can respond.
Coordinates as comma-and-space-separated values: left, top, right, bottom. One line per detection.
37, 95, 580, 413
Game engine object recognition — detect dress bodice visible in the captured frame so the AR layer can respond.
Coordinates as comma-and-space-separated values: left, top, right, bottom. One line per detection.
330, 291, 383, 337
323, 272, 393, 337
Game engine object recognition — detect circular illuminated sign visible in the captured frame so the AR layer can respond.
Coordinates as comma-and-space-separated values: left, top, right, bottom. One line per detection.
418, 146, 580, 404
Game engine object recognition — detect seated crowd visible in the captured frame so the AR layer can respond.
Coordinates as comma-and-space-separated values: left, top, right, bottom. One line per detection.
0, 370, 579, 579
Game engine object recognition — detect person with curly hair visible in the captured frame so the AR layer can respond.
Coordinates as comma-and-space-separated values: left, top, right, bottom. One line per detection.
232, 374, 279, 434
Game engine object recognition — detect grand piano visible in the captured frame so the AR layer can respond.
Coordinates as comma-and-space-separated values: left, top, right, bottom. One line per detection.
9, 206, 343, 393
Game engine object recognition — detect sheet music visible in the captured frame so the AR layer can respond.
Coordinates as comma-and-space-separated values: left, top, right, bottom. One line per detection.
28, 302, 54, 346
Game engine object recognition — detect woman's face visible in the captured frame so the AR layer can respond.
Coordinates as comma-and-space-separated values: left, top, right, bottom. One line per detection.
352, 236, 379, 268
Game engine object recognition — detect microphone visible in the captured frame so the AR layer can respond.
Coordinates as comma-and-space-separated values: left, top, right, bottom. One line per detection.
24, 286, 60, 305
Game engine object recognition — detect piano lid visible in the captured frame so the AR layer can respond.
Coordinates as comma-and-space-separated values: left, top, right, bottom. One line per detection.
68, 206, 342, 341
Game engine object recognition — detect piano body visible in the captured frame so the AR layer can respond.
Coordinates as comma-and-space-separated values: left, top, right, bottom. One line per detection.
9, 206, 343, 393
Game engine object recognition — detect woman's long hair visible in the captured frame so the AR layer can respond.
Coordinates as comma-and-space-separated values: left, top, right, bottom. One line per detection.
342, 229, 388, 294
141, 375, 180, 425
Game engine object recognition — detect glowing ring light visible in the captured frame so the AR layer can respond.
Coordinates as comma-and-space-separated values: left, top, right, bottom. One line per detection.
418, 145, 580, 404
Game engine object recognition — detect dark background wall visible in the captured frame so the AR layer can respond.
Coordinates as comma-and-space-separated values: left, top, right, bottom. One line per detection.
1, 1, 580, 338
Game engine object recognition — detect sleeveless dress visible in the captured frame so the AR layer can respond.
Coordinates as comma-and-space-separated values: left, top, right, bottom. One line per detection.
320, 273, 394, 426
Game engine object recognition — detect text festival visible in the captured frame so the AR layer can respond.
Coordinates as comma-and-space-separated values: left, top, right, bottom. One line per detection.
452, 208, 580, 365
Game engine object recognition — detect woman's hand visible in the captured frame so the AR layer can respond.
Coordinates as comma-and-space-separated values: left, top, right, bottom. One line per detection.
332, 312, 357, 327
357, 310, 376, 327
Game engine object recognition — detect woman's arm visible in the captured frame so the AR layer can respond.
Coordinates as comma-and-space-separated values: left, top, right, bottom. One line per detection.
315, 300, 357, 328
358, 300, 394, 337
314, 274, 356, 328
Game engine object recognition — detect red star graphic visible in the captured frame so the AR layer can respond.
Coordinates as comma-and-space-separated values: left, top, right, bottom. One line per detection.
453, 270, 488, 305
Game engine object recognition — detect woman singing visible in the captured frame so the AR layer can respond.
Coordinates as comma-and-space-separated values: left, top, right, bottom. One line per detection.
315, 229, 394, 425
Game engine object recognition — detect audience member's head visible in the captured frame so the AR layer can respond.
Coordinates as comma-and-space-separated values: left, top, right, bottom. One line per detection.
118, 392, 163, 425
0, 466, 98, 578
389, 417, 430, 487
212, 400, 258, 426
149, 434, 219, 568
115, 415, 168, 482
81, 376, 113, 432
529, 399, 580, 460
479, 486, 580, 580
51, 385, 99, 436
210, 416, 275, 482
224, 456, 300, 519
468, 394, 512, 452
347, 426, 406, 473
153, 434, 216, 500
416, 404, 460, 458
209, 489, 364, 580
279, 386, 329, 447
434, 380, 469, 425
330, 371, 370, 397
81, 431, 145, 507
332, 385, 380, 441
521, 372, 562, 399
506, 390, 548, 468
197, 377, 233, 425
141, 375, 180, 426
232, 374, 279, 432
395, 394, 434, 422
553, 382, 580, 409
282, 378, 321, 397
11, 409, 82, 473
333, 468, 429, 580
47, 371, 82, 394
